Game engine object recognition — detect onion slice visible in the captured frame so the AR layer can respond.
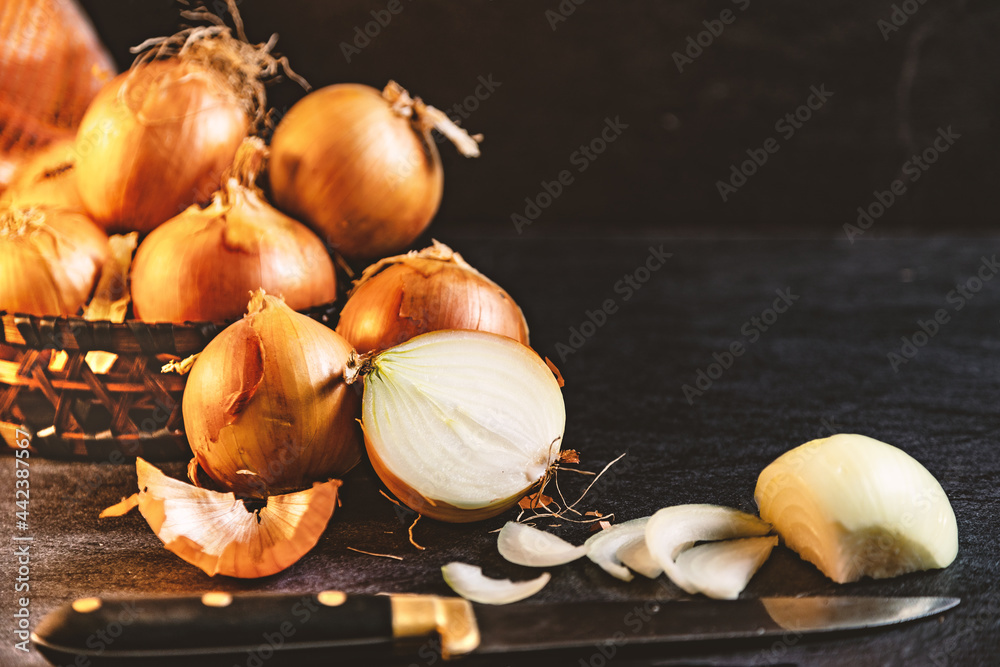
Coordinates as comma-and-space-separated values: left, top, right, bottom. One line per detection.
617, 539, 663, 580
441, 562, 550, 605
645, 505, 772, 594
584, 517, 651, 582
497, 522, 587, 567
135, 458, 340, 578
674, 536, 779, 600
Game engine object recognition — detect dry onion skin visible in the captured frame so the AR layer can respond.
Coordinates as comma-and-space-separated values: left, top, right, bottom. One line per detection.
755, 433, 958, 584
0, 207, 109, 316
442, 562, 550, 605
350, 330, 565, 523
136, 458, 340, 578
131, 138, 337, 323
269, 81, 481, 261
75, 6, 305, 233
0, 0, 115, 190
0, 138, 85, 212
182, 290, 362, 498
336, 241, 529, 354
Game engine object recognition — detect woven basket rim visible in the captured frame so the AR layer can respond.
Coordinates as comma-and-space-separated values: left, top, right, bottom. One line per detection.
0, 300, 340, 355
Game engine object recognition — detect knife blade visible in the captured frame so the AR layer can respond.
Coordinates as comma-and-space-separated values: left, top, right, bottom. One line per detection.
31, 592, 958, 666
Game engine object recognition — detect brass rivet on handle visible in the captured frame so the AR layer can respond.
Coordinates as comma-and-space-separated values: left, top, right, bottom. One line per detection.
72, 598, 102, 613
201, 592, 233, 608
317, 590, 347, 607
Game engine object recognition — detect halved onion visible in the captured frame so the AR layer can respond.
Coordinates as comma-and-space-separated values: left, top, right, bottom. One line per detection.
755, 433, 958, 583
584, 517, 651, 582
497, 522, 587, 567
442, 562, 550, 605
645, 505, 772, 594
136, 458, 340, 578
353, 330, 565, 523
674, 536, 778, 600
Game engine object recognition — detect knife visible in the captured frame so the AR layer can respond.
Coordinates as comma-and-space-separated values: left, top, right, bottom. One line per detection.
32, 592, 958, 666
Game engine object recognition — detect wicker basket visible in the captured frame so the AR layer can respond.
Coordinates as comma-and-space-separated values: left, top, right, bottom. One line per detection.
0, 302, 339, 461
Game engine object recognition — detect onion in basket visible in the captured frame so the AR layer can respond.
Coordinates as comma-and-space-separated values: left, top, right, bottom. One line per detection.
130, 138, 337, 323
269, 81, 481, 260
0, 207, 109, 316
74, 4, 305, 233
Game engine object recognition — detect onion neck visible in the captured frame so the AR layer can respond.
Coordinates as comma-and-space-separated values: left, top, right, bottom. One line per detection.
128, 0, 309, 126
0, 208, 45, 236
344, 350, 376, 385
382, 81, 483, 158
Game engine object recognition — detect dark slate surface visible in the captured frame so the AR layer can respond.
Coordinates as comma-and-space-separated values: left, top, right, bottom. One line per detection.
2, 237, 999, 667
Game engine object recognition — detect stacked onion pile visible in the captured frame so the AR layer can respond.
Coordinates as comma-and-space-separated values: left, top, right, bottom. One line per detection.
5, 2, 564, 581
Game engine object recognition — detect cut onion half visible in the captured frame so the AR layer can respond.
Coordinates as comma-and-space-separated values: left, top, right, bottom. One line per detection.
136, 458, 340, 578
645, 505, 772, 594
355, 330, 565, 523
585, 517, 651, 582
755, 433, 958, 583
674, 536, 779, 600
497, 522, 587, 567
441, 563, 550, 605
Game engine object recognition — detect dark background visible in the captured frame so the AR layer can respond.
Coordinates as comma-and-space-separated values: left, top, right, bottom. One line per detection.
77, 0, 1000, 238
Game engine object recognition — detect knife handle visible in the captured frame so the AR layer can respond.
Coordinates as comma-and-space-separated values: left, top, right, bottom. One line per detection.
32, 592, 479, 665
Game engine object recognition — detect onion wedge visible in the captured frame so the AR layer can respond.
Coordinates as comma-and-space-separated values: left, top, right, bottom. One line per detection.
645, 505, 772, 594
585, 517, 651, 582
136, 458, 340, 578
674, 536, 779, 599
755, 434, 958, 583
441, 563, 550, 605
497, 522, 587, 567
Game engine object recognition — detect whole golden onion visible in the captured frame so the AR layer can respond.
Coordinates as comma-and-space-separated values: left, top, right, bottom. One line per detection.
130, 138, 337, 323
73, 10, 307, 234
0, 207, 109, 316
336, 241, 529, 353
269, 81, 481, 261
0, 138, 84, 212
0, 0, 116, 190
75, 60, 249, 234
183, 291, 362, 498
